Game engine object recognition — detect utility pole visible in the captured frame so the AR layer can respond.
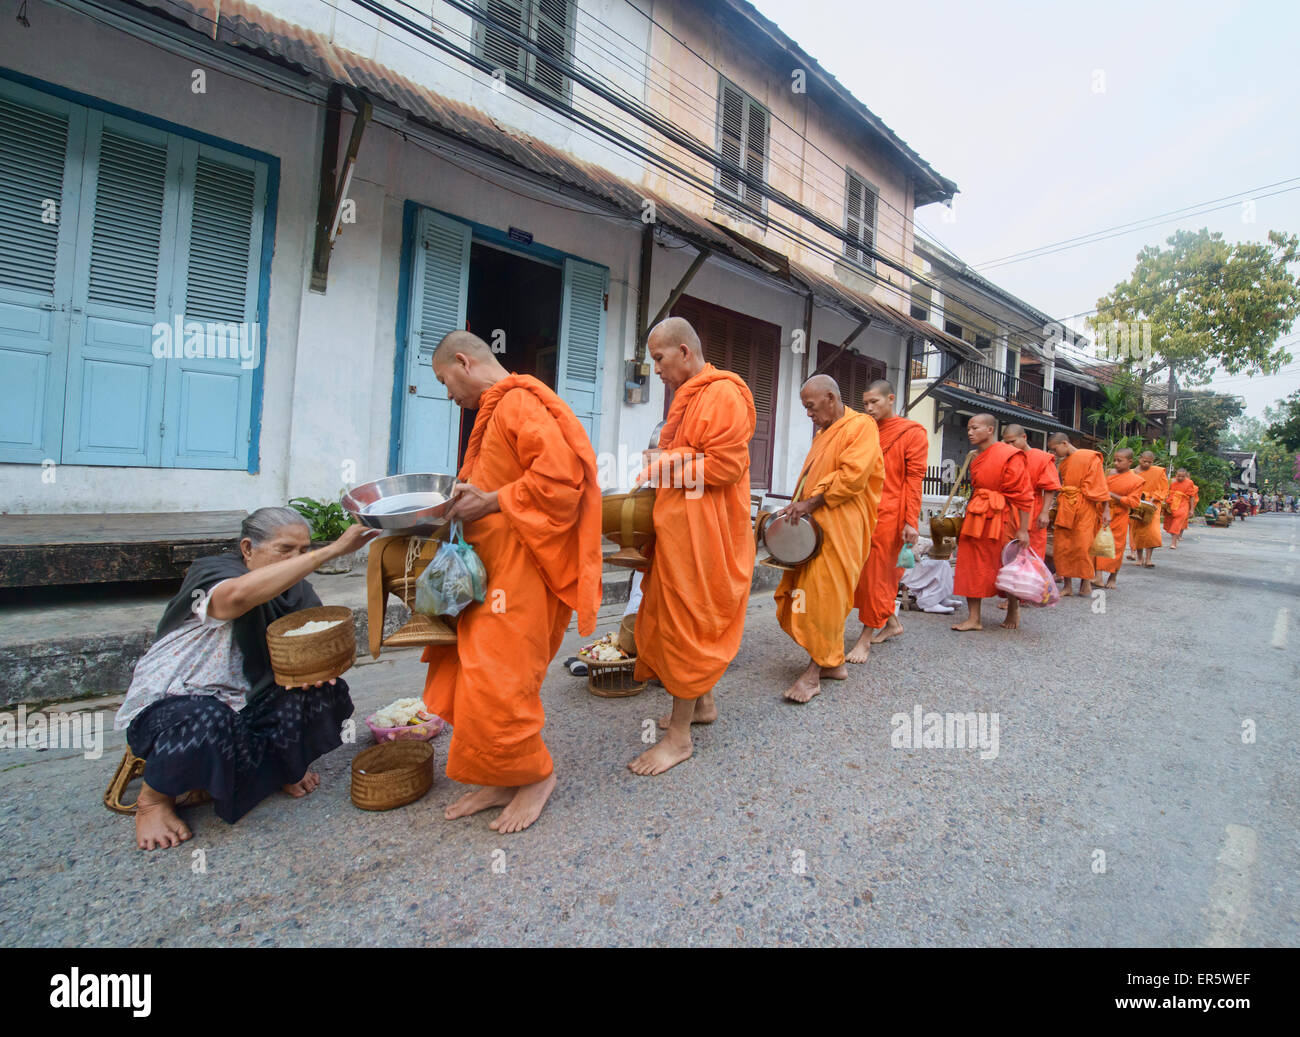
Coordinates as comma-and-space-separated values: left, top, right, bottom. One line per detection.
1166, 364, 1176, 443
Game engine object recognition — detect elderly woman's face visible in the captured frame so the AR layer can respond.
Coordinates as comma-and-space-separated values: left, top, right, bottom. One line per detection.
241, 523, 313, 570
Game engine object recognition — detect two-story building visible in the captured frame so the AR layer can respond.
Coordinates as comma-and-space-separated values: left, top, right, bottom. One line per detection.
1, 0, 977, 572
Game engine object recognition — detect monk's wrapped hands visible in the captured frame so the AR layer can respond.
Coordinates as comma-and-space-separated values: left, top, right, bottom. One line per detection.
447, 482, 500, 523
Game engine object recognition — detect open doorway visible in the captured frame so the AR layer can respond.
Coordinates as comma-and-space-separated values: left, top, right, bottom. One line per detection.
460, 241, 563, 464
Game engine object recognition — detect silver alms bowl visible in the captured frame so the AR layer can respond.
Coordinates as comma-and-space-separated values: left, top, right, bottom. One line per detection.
342, 473, 458, 536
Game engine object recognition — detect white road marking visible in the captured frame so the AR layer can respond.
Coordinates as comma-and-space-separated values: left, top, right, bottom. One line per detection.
1200, 824, 1258, 948
1272, 608, 1289, 649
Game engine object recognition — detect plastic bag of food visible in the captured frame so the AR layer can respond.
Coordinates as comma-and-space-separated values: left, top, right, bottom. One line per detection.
994, 540, 1059, 607
1089, 526, 1116, 559
896, 544, 916, 570
415, 521, 487, 618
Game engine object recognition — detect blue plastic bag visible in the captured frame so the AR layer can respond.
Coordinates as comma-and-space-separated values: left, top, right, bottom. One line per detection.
896, 544, 916, 570
415, 521, 487, 618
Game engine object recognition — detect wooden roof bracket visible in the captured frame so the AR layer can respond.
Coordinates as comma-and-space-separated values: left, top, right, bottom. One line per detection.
310, 84, 373, 293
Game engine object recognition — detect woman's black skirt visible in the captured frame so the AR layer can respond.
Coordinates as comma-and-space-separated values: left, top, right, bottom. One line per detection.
126, 681, 353, 823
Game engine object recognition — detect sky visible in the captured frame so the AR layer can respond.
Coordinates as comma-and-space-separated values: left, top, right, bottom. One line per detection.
750, 0, 1300, 419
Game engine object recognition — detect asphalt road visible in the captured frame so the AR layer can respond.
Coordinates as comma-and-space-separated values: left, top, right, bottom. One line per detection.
2, 513, 1297, 947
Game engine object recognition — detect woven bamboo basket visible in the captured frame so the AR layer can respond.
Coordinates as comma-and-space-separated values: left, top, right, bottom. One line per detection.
350, 740, 435, 811
103, 748, 211, 815
587, 656, 646, 698
266, 606, 356, 687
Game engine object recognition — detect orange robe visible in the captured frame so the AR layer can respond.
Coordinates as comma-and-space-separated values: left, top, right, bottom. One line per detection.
1131, 464, 1169, 549
853, 415, 925, 627
421, 375, 602, 787
1020, 447, 1062, 559
776, 411, 884, 666
1163, 478, 1199, 536
1053, 449, 1110, 580
633, 365, 756, 699
953, 443, 1034, 599
1094, 470, 1144, 575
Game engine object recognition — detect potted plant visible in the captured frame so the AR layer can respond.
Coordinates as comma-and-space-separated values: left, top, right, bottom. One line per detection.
289, 496, 361, 574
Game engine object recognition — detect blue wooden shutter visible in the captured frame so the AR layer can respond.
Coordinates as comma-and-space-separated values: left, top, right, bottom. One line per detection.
162, 144, 266, 469
0, 84, 83, 464
61, 112, 178, 466
399, 209, 471, 474
557, 257, 606, 447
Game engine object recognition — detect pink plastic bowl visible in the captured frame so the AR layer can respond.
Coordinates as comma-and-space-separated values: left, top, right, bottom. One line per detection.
364, 713, 445, 743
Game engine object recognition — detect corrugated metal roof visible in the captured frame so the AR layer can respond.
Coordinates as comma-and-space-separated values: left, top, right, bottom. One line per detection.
119, 0, 973, 356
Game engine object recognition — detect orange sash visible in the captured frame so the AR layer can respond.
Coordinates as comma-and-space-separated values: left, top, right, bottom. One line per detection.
965, 488, 1008, 540
1056, 486, 1083, 529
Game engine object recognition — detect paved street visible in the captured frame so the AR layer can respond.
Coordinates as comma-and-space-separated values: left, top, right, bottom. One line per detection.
2, 514, 1297, 947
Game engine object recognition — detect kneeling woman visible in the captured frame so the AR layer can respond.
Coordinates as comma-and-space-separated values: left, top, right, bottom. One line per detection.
114, 507, 377, 850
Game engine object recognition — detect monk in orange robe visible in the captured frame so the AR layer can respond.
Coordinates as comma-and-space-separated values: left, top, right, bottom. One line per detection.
848, 379, 925, 662
775, 375, 883, 702
1000, 424, 1060, 560
1047, 433, 1112, 597
951, 414, 1034, 632
1163, 468, 1199, 548
1095, 448, 1145, 589
1132, 450, 1169, 567
631, 317, 756, 776
422, 331, 602, 832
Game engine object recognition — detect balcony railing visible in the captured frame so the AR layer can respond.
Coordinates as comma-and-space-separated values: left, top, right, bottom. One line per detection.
941, 359, 1056, 415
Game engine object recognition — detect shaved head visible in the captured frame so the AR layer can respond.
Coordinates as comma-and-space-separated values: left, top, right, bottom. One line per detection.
433, 329, 494, 367
971, 413, 997, 429
647, 316, 702, 357
431, 329, 508, 409
802, 373, 840, 398
866, 379, 894, 396
966, 412, 997, 450
1001, 423, 1029, 450
1116, 448, 1135, 460
1003, 424, 1026, 439
1140, 450, 1155, 461
862, 378, 897, 422
1047, 432, 1070, 446
800, 372, 844, 431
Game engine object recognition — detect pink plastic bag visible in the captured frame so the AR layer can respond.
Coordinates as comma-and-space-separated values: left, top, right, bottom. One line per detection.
995, 540, 1059, 607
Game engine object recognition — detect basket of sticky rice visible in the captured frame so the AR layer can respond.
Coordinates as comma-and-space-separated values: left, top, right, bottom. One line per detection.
266, 606, 356, 687
580, 627, 645, 698
365, 697, 445, 742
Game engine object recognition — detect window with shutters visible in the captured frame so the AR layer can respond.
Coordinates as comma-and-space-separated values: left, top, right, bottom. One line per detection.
0, 76, 270, 470
844, 168, 877, 271
820, 344, 887, 414
473, 0, 575, 101
714, 76, 769, 222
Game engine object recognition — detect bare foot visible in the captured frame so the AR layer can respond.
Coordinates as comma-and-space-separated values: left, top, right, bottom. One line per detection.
846, 630, 872, 664
135, 784, 193, 851
951, 618, 982, 631
1104, 579, 1117, 589
783, 662, 822, 703
996, 599, 1009, 611
628, 732, 693, 775
281, 770, 321, 797
489, 772, 557, 833
444, 785, 514, 820
1080, 581, 1093, 596
820, 664, 848, 680
1000, 598, 1022, 630
871, 615, 904, 644
658, 691, 716, 729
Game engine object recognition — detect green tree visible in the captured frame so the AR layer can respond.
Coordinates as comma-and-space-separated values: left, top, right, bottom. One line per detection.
1266, 389, 1300, 451
1175, 390, 1243, 454
1084, 370, 1143, 440
1091, 230, 1300, 435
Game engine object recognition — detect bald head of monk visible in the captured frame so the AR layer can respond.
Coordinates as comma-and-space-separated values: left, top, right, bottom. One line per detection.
1138, 450, 1155, 470
800, 374, 844, 432
1176, 467, 1189, 480
1114, 447, 1135, 473
1047, 431, 1075, 459
432, 330, 510, 409
647, 317, 705, 391
1001, 423, 1029, 451
862, 379, 897, 423
966, 412, 998, 449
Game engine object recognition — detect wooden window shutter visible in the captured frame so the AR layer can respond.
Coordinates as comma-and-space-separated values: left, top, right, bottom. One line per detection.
743, 100, 767, 213
717, 80, 744, 201
531, 0, 572, 98
479, 0, 527, 79
85, 127, 169, 310
183, 154, 256, 323
0, 94, 67, 295
845, 170, 876, 268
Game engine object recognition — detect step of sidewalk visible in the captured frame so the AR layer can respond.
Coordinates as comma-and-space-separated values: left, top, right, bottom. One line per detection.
0, 557, 782, 709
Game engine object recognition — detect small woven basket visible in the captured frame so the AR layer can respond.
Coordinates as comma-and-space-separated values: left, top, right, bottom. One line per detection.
587, 656, 647, 698
350, 740, 435, 811
266, 606, 356, 687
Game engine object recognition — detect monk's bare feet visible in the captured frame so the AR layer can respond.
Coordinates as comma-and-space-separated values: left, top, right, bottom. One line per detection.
135, 783, 193, 851
870, 614, 904, 644
629, 731, 692, 775
951, 618, 982, 631
820, 664, 848, 680
996, 599, 1009, 611
846, 629, 872, 664
658, 690, 716, 729
1000, 598, 1021, 630
444, 785, 514, 820
281, 770, 321, 797
1080, 581, 1093, 596
1104, 578, 1117, 589
783, 660, 822, 703
489, 772, 557, 833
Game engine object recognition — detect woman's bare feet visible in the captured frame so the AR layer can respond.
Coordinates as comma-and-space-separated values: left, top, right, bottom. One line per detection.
281, 770, 321, 797
784, 659, 821, 703
870, 614, 903, 644
135, 783, 193, 851
445, 785, 515, 819
846, 629, 872, 663
489, 773, 557, 833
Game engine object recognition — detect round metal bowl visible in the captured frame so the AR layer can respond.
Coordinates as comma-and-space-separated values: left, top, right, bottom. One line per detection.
343, 473, 458, 536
